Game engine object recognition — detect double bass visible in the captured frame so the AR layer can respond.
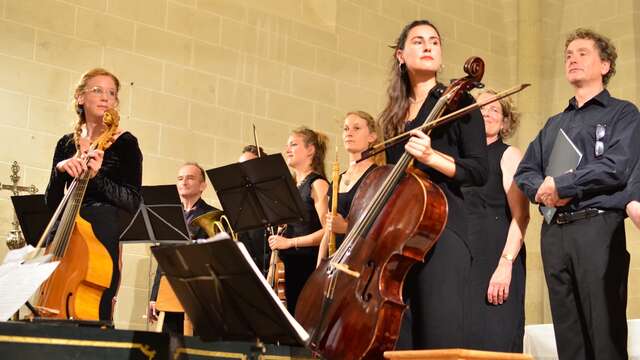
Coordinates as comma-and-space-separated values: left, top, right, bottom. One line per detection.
295, 58, 485, 360
31, 109, 120, 320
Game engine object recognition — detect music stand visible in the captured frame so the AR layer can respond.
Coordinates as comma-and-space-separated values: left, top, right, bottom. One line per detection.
119, 185, 190, 244
151, 235, 309, 347
205, 154, 306, 233
11, 194, 52, 247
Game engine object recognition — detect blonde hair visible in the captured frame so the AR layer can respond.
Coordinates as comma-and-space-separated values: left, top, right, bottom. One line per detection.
476, 89, 520, 140
291, 126, 328, 178
345, 110, 385, 165
72, 68, 121, 151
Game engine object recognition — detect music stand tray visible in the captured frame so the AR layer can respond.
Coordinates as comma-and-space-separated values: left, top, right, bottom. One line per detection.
119, 185, 190, 244
206, 154, 307, 232
151, 235, 309, 346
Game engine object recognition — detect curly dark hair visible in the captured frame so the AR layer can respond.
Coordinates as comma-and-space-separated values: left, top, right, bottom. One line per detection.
565, 28, 617, 86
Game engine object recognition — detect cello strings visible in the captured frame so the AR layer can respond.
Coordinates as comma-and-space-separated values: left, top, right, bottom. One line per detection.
331, 92, 450, 266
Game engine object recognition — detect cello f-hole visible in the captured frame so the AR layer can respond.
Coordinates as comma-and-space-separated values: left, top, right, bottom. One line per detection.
361, 260, 376, 302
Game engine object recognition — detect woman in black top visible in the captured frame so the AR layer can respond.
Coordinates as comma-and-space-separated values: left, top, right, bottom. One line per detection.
380, 20, 488, 349
463, 90, 529, 352
268, 126, 329, 314
45, 68, 143, 321
318, 111, 379, 262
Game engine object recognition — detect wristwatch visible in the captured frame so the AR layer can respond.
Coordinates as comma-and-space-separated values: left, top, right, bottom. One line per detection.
501, 253, 515, 262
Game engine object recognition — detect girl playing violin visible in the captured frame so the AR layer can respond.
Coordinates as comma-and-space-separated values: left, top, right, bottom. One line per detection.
268, 126, 329, 314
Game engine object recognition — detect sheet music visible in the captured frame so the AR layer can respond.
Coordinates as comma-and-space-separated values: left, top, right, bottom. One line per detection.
204, 232, 310, 342
0, 247, 59, 321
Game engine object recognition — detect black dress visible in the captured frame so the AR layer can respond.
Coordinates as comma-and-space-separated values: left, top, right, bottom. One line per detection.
45, 132, 143, 321
462, 139, 526, 352
279, 172, 325, 314
327, 164, 377, 249
386, 83, 488, 349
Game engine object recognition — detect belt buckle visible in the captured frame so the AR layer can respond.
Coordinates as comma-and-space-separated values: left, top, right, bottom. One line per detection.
555, 212, 570, 225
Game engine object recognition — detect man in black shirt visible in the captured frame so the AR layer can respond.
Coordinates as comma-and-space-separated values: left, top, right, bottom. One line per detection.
515, 29, 640, 359
148, 162, 218, 334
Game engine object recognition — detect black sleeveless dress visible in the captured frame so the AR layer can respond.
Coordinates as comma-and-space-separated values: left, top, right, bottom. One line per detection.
327, 164, 377, 249
462, 139, 526, 352
280, 172, 325, 314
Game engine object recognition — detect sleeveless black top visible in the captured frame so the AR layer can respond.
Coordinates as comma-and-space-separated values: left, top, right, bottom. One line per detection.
463, 139, 511, 220
280, 172, 325, 258
327, 164, 377, 248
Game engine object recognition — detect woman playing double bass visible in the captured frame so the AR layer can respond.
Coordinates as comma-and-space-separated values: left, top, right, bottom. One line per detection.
45, 68, 143, 321
381, 20, 488, 349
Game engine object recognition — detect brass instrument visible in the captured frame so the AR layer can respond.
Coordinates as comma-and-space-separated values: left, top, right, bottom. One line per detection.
189, 209, 237, 240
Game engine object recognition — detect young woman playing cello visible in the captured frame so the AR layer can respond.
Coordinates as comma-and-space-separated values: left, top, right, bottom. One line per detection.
381, 20, 488, 349
45, 68, 143, 321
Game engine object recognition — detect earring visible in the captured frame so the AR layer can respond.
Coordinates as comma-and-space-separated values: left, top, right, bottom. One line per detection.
398, 62, 405, 72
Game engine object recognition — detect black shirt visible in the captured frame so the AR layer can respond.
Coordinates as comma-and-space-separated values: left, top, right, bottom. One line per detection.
45, 132, 143, 213
280, 172, 325, 259
184, 197, 217, 240
385, 83, 488, 237
327, 164, 377, 249
515, 89, 640, 211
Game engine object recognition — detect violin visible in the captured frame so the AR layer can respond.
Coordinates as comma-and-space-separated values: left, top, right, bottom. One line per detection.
295, 58, 485, 360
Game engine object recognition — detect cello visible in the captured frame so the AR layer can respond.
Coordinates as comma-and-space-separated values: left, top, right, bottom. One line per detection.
31, 109, 120, 320
295, 58, 485, 360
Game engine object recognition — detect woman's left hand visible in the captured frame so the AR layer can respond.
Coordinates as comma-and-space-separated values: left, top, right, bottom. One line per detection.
268, 235, 293, 250
405, 129, 435, 165
487, 259, 513, 305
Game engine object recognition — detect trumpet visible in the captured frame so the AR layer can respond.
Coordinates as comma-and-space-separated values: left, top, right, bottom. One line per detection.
189, 209, 237, 240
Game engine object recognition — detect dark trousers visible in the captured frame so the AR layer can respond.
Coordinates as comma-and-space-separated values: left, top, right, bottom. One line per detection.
397, 227, 471, 349
541, 211, 629, 360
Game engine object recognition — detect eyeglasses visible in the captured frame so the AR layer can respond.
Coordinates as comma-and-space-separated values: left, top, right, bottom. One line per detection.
83, 86, 117, 99
480, 105, 501, 115
595, 124, 605, 157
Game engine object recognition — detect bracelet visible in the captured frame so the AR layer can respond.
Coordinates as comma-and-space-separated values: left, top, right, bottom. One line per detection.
501, 253, 515, 262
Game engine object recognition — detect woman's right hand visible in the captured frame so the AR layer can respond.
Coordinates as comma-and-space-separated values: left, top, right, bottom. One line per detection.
325, 212, 348, 234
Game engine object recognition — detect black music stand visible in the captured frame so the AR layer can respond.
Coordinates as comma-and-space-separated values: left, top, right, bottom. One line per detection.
205, 153, 306, 233
151, 236, 309, 348
119, 185, 190, 244
11, 194, 51, 247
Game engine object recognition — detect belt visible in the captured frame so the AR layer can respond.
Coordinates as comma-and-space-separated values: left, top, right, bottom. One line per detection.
555, 208, 605, 225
